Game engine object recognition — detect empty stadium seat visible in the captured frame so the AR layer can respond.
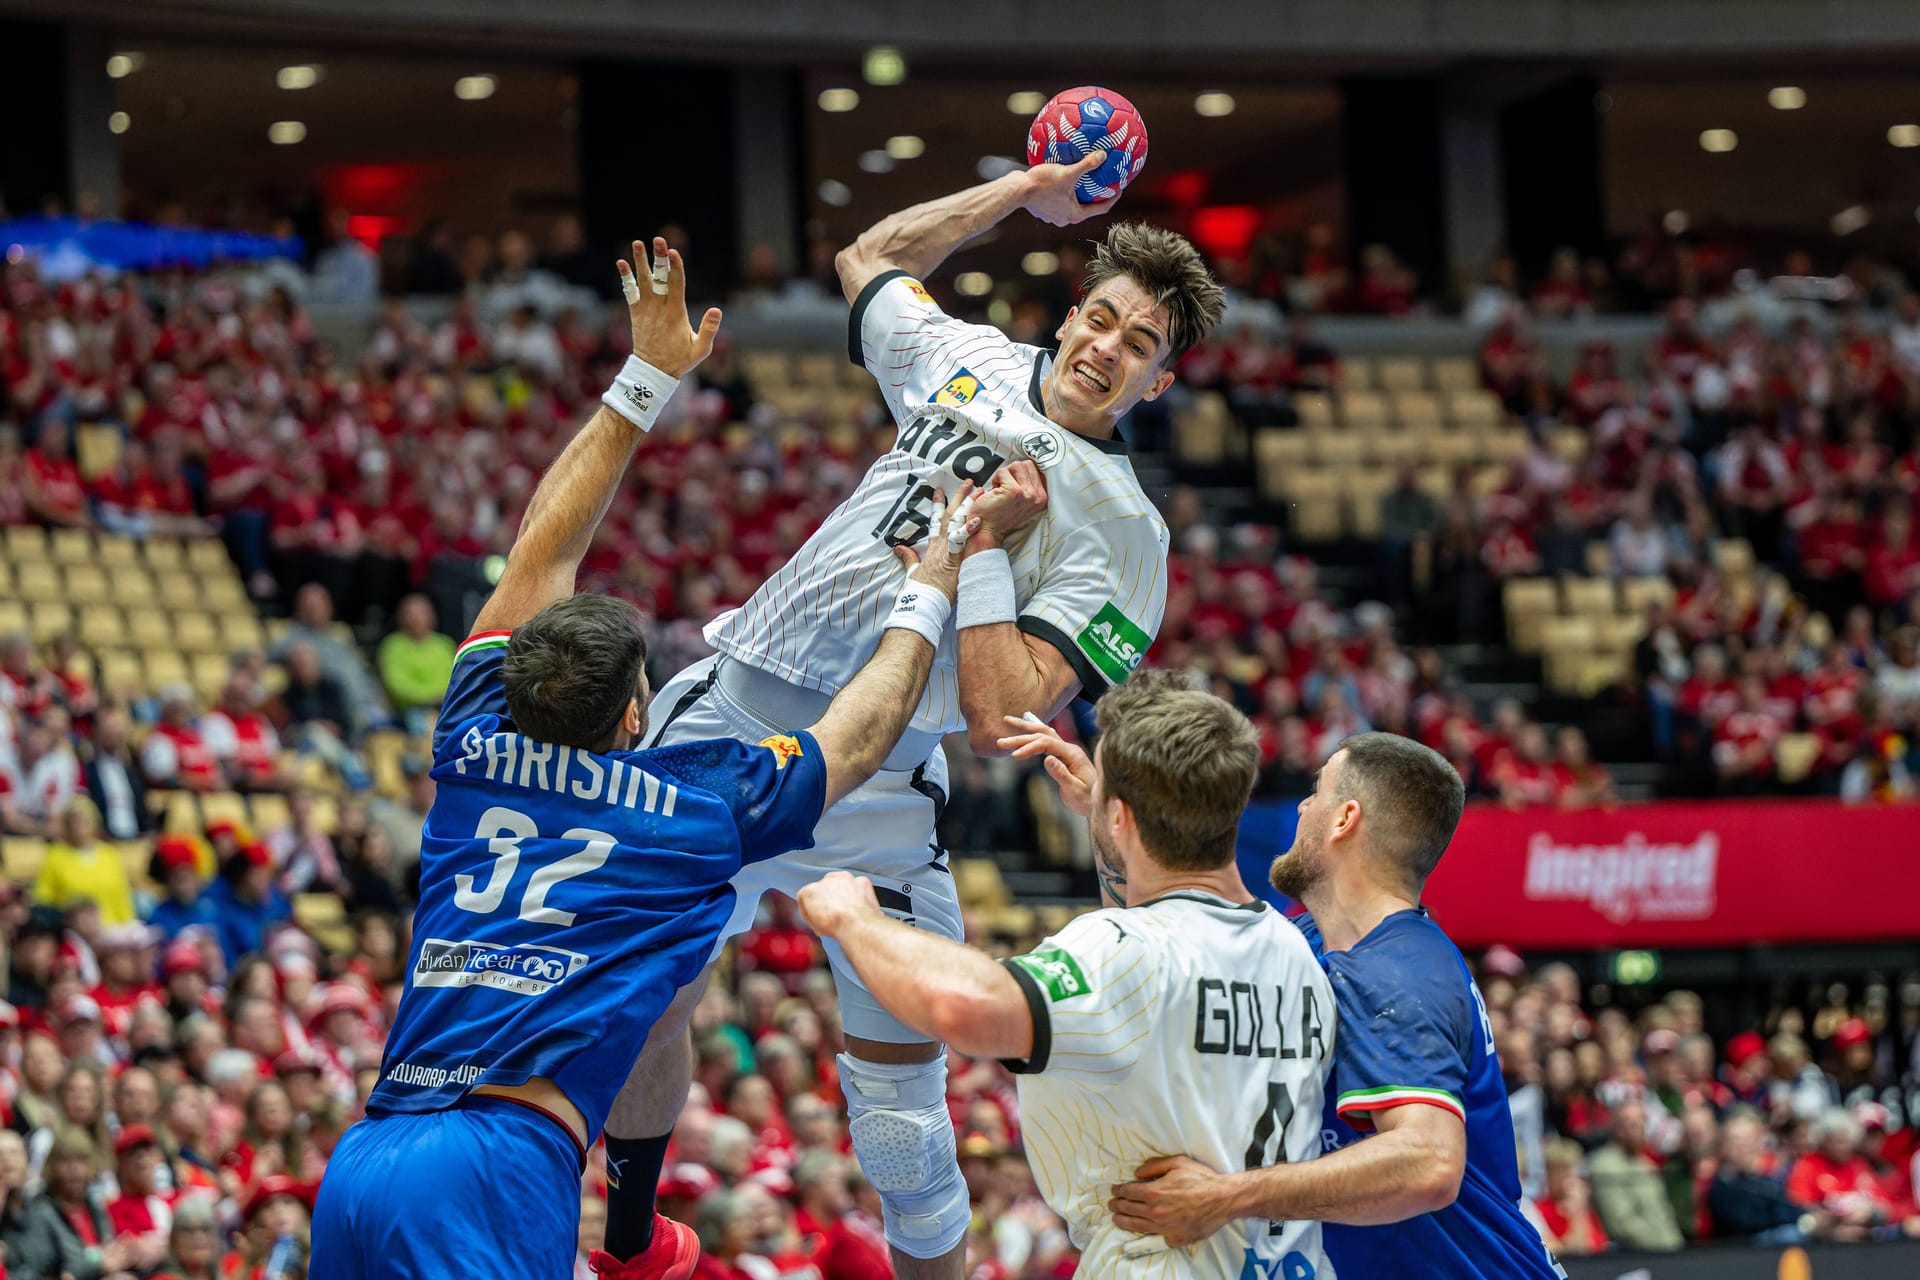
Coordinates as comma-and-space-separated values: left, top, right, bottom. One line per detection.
1445, 388, 1503, 430
13, 562, 62, 603
50, 529, 93, 563
28, 602, 72, 641
1563, 578, 1619, 616
1430, 357, 1479, 392
1341, 391, 1389, 431
143, 539, 186, 571
109, 566, 157, 607
3, 525, 47, 562
1376, 357, 1426, 392
1503, 578, 1559, 654
1286, 493, 1343, 542
1294, 392, 1336, 429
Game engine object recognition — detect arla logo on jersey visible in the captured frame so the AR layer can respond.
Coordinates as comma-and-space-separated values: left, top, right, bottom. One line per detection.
904, 278, 935, 304
1009, 945, 1091, 1003
1017, 426, 1065, 471
415, 937, 587, 996
1522, 830, 1718, 923
1077, 603, 1151, 687
933, 369, 980, 407
756, 734, 805, 770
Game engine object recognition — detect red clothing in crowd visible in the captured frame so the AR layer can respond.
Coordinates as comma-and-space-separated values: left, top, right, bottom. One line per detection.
1788, 1151, 1894, 1217
795, 1208, 892, 1280
1533, 1196, 1609, 1253
106, 1190, 173, 1238
24, 448, 88, 523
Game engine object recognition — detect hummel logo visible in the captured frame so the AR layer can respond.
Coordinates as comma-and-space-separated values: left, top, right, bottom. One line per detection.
898, 592, 920, 607
623, 384, 654, 412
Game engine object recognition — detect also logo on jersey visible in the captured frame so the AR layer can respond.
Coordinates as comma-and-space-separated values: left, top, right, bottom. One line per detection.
1077, 602, 1152, 687
933, 369, 980, 407
1009, 945, 1092, 1002
1017, 426, 1065, 471
756, 734, 805, 770
904, 279, 935, 304
414, 938, 587, 996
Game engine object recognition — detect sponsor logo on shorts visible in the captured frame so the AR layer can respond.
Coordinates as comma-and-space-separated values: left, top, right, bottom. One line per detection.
1076, 603, 1151, 687
1008, 945, 1092, 1002
414, 938, 587, 996
756, 734, 805, 770
933, 369, 980, 407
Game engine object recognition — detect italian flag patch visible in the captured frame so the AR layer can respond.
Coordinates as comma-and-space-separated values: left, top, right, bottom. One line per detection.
1335, 1085, 1466, 1124
455, 631, 512, 661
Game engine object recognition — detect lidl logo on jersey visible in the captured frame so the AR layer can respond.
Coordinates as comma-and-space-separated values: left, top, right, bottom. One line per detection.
904, 278, 935, 304
1009, 945, 1092, 1003
415, 938, 587, 997
933, 369, 980, 407
1077, 603, 1152, 687
756, 734, 805, 770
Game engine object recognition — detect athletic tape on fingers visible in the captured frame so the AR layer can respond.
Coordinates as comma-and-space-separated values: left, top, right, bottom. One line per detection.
651, 255, 671, 296
621, 272, 641, 304
946, 494, 975, 552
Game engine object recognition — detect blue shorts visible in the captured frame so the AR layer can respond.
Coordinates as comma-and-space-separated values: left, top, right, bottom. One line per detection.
311, 1097, 584, 1280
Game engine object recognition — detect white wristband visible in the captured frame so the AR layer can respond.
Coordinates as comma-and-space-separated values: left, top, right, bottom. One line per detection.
884, 581, 952, 648
955, 549, 1017, 630
601, 354, 681, 432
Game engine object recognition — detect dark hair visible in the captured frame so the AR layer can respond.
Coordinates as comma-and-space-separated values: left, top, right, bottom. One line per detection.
1083, 222, 1227, 363
502, 595, 647, 749
1333, 732, 1465, 888
1094, 669, 1258, 871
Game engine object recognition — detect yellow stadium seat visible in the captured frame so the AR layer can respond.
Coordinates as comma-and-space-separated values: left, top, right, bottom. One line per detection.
109, 566, 157, 607
143, 539, 186, 571
308, 793, 340, 835
1173, 402, 1232, 468
172, 613, 220, 654
1431, 357, 1479, 393
1371, 432, 1426, 469
221, 613, 266, 653
27, 602, 72, 642
74, 424, 122, 479
142, 649, 189, 692
249, 792, 293, 833
1376, 357, 1426, 392
1622, 577, 1676, 614
1287, 492, 1343, 542
76, 605, 123, 650
61, 565, 110, 605
1341, 391, 1389, 431
1390, 391, 1443, 431
1343, 473, 1395, 540
118, 840, 156, 889
204, 577, 248, 610
1585, 541, 1614, 577
1446, 389, 1503, 430
1426, 432, 1476, 467
3, 525, 47, 562
95, 533, 140, 565
1254, 428, 1314, 476
1504, 577, 1559, 654
151, 790, 200, 834
294, 892, 347, 929
1294, 392, 1336, 430
741, 351, 792, 389
1263, 463, 1328, 503
1597, 614, 1647, 655
1480, 428, 1531, 464
1563, 577, 1619, 617
1548, 426, 1588, 465
0, 600, 23, 638
1342, 357, 1377, 391
155, 573, 199, 609
1315, 433, 1366, 468
1541, 615, 1599, 653
1712, 539, 1756, 578
98, 651, 144, 698
49, 528, 92, 563
200, 792, 249, 832
13, 562, 62, 603
953, 859, 1010, 910
1775, 734, 1824, 786
2, 837, 46, 883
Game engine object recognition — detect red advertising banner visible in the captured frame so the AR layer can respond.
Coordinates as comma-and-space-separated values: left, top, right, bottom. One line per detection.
1420, 801, 1920, 950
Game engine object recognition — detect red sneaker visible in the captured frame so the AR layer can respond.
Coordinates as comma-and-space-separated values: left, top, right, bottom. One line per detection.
588, 1215, 700, 1280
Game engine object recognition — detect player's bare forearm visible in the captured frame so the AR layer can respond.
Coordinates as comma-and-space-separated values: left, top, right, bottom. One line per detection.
808, 629, 937, 807
835, 174, 1033, 301
835, 909, 1033, 1060
473, 405, 642, 633
957, 624, 1079, 756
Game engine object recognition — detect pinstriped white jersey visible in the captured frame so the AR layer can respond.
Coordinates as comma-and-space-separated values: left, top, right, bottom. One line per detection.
999, 894, 1337, 1279
704, 270, 1169, 736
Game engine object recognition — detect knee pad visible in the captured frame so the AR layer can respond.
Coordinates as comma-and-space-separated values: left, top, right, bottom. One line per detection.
838, 1052, 969, 1259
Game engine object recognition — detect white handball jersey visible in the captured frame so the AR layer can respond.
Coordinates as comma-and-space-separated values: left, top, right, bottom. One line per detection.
704, 270, 1169, 735
1000, 893, 1338, 1279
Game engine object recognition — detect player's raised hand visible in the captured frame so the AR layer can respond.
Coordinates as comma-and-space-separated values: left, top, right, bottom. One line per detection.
796, 870, 882, 939
1110, 1155, 1236, 1250
970, 460, 1048, 549
617, 235, 722, 377
1023, 151, 1121, 227
893, 481, 981, 599
997, 713, 1096, 816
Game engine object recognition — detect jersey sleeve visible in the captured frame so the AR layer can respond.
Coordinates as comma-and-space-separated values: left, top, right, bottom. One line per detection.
997, 910, 1159, 1084
1324, 941, 1474, 1129
847, 269, 1013, 427
432, 631, 513, 758
1016, 515, 1169, 699
642, 731, 827, 863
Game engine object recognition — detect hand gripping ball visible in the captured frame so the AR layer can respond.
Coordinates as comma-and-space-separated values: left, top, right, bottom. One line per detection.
1026, 86, 1149, 204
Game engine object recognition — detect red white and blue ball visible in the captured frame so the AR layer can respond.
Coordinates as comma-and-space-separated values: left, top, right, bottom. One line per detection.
1026, 86, 1149, 204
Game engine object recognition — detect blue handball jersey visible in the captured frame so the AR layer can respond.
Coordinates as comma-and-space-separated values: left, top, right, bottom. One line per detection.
1294, 908, 1566, 1280
367, 631, 827, 1142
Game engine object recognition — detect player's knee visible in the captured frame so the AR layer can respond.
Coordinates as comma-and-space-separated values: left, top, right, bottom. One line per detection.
839, 1052, 969, 1259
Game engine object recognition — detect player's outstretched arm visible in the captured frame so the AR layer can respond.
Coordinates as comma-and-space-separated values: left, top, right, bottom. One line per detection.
798, 871, 1033, 1060
473, 237, 721, 634
806, 490, 979, 809
834, 152, 1115, 304
1109, 1103, 1467, 1248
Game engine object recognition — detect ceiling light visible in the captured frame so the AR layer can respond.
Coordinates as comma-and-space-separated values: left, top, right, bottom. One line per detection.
1831, 205, 1870, 236
955, 272, 993, 297
1194, 92, 1236, 118
277, 65, 322, 91
818, 180, 852, 207
863, 47, 906, 87
268, 120, 307, 145
1662, 210, 1689, 234
1698, 129, 1738, 153
107, 112, 130, 135
857, 150, 894, 174
1889, 124, 1920, 148
988, 299, 1013, 327
1006, 91, 1046, 115
885, 135, 924, 160
1767, 86, 1805, 111
976, 156, 1021, 181
817, 88, 859, 112
106, 53, 143, 78
454, 75, 497, 101
1022, 251, 1059, 276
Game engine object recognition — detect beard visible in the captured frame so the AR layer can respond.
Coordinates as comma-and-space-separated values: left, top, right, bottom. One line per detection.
1269, 829, 1325, 901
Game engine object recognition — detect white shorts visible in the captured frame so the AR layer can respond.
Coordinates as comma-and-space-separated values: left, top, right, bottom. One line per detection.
644, 655, 961, 1044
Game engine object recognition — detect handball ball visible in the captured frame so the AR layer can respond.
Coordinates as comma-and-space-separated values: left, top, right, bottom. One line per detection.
1026, 86, 1148, 204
